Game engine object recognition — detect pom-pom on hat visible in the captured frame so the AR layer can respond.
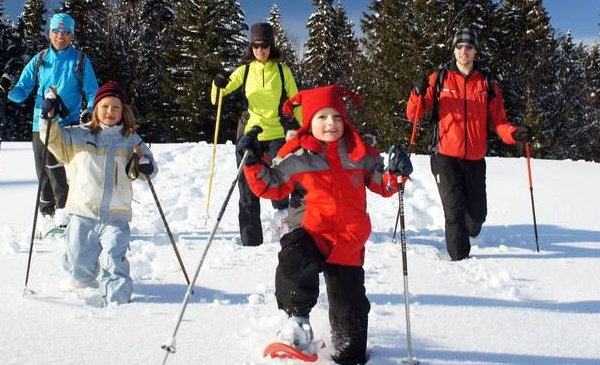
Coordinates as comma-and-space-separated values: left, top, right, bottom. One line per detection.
452, 27, 479, 49
250, 22, 275, 45
50, 13, 75, 32
93, 81, 127, 109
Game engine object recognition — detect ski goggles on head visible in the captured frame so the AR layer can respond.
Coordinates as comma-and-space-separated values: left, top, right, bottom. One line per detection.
455, 43, 475, 50
51, 29, 73, 36
251, 42, 270, 49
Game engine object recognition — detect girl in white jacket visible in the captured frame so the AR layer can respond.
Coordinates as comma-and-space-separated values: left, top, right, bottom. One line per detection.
40, 81, 157, 305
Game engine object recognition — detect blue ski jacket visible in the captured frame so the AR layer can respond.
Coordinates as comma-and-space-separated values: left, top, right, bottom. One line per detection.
9, 45, 98, 132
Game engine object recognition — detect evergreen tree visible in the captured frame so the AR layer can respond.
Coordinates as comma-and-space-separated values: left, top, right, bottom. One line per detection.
136, 0, 174, 142
1, 1, 42, 142
161, 0, 247, 142
21, 0, 48, 54
0, 0, 11, 73
541, 33, 591, 160
332, 2, 362, 90
268, 5, 298, 70
358, 0, 414, 148
56, 0, 108, 59
302, 0, 339, 87
494, 0, 554, 157
100, 1, 144, 86
583, 43, 600, 160
302, 0, 362, 132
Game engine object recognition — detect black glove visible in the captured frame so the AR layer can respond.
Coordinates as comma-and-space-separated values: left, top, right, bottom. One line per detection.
41, 98, 58, 119
512, 126, 532, 143
138, 155, 154, 175
413, 77, 429, 96
41, 93, 69, 120
361, 133, 377, 147
214, 73, 229, 89
236, 126, 263, 165
138, 163, 154, 176
79, 108, 91, 123
387, 143, 413, 175
0, 73, 14, 92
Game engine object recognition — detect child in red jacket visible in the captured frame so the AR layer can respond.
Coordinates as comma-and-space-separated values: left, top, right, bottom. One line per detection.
237, 85, 412, 365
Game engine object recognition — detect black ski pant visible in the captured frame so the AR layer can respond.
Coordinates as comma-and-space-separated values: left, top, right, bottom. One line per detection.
430, 153, 487, 261
275, 228, 370, 364
235, 137, 288, 246
32, 132, 68, 215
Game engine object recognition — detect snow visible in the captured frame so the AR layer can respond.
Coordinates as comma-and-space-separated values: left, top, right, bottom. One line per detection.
1, 141, 600, 365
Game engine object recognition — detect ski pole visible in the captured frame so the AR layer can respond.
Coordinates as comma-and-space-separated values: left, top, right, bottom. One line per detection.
397, 174, 418, 365
161, 147, 252, 365
525, 142, 540, 252
390, 94, 422, 365
392, 95, 421, 242
147, 177, 192, 285
131, 144, 192, 286
204, 88, 224, 226
23, 114, 54, 295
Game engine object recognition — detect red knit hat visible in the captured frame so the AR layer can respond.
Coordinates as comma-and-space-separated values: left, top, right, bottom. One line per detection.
93, 81, 127, 108
280, 85, 367, 161
282, 85, 361, 134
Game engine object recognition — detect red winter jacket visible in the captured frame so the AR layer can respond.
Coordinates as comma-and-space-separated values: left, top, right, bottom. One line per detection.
407, 62, 519, 160
244, 137, 398, 266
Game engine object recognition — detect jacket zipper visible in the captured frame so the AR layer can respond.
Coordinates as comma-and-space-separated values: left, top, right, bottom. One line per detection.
463, 74, 470, 159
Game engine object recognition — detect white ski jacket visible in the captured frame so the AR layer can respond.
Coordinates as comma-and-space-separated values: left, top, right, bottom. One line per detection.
39, 118, 157, 222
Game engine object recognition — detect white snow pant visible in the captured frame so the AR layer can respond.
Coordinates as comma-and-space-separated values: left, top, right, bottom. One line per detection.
65, 215, 133, 305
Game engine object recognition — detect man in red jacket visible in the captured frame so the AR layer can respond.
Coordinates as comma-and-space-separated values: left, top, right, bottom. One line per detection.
406, 27, 531, 261
238, 85, 412, 364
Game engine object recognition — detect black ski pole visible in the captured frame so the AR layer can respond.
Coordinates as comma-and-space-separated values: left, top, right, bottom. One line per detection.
388, 147, 418, 364
397, 176, 418, 364
131, 143, 191, 286
146, 176, 191, 285
525, 142, 540, 252
390, 97, 422, 364
160, 148, 251, 365
392, 97, 421, 242
23, 116, 53, 295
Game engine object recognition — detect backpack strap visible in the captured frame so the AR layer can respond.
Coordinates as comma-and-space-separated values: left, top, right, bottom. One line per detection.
241, 64, 250, 96
479, 66, 496, 101
428, 62, 496, 153
33, 49, 48, 94
277, 63, 287, 116
240, 62, 295, 132
76, 51, 86, 111
428, 63, 448, 153
33, 48, 87, 112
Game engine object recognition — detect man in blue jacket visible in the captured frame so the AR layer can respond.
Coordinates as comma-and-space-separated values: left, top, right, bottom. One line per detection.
4, 13, 98, 227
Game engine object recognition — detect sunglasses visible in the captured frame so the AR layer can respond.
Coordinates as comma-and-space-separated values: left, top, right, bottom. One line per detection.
455, 43, 474, 50
252, 43, 270, 50
51, 29, 73, 36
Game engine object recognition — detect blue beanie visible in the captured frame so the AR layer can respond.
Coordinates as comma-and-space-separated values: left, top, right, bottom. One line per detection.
50, 13, 75, 33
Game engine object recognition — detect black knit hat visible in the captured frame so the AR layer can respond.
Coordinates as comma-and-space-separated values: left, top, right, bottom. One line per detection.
250, 22, 274, 44
452, 27, 479, 49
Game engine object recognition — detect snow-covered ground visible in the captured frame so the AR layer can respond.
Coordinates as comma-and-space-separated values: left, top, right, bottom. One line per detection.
1, 141, 599, 365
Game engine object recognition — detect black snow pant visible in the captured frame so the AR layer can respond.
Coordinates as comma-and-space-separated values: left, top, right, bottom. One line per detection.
430, 153, 487, 261
235, 137, 288, 246
275, 228, 370, 365
32, 132, 68, 215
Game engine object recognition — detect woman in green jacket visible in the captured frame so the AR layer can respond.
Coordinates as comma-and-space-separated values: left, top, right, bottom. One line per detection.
211, 22, 301, 247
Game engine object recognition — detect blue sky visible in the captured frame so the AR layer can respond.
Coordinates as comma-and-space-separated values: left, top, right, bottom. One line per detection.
5, 0, 600, 45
